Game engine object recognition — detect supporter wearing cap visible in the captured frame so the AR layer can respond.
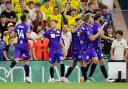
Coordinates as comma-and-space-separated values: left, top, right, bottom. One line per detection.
3, 23, 17, 45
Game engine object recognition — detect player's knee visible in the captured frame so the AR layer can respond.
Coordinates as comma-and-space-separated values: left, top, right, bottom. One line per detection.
24, 60, 29, 65
92, 58, 99, 64
59, 61, 64, 64
50, 64, 55, 67
99, 59, 105, 65
15, 58, 19, 63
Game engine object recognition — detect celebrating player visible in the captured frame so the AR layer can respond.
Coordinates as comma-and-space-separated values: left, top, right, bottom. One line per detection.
80, 13, 103, 82
86, 13, 115, 82
6, 14, 35, 83
63, 18, 85, 83
37, 20, 66, 82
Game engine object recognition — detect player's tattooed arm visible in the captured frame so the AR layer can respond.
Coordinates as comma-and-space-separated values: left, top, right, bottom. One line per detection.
60, 38, 66, 57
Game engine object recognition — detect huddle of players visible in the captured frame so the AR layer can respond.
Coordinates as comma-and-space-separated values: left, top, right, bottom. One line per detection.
5, 12, 114, 83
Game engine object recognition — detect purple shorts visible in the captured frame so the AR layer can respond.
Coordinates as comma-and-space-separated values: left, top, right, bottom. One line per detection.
14, 48, 30, 60
49, 48, 64, 64
95, 48, 104, 60
82, 47, 97, 62
72, 49, 82, 61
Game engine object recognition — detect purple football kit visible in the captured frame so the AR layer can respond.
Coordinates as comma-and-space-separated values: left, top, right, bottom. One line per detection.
43, 29, 64, 64
72, 26, 82, 61
80, 23, 97, 62
14, 24, 30, 60
91, 22, 104, 60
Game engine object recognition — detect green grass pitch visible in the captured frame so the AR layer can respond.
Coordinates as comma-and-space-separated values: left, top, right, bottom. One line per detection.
0, 83, 128, 89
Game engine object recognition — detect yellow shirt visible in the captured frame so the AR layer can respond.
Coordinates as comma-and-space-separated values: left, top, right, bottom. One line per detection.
66, 14, 81, 32
3, 35, 17, 45
12, 0, 39, 5
49, 14, 63, 29
49, 0, 56, 7
40, 6, 53, 21
70, 0, 80, 9
59, 0, 68, 13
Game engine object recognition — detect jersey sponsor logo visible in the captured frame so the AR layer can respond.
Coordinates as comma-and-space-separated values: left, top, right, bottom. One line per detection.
51, 34, 55, 38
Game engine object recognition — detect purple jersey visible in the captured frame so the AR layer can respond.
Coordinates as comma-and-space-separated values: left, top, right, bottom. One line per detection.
43, 29, 62, 49
80, 23, 98, 61
80, 23, 93, 50
14, 23, 30, 60
72, 26, 81, 50
91, 22, 101, 48
14, 24, 30, 49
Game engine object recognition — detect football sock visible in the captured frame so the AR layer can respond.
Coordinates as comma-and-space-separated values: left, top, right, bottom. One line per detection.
24, 64, 29, 77
60, 64, 65, 77
89, 63, 97, 77
50, 67, 54, 78
81, 66, 87, 81
10, 61, 17, 68
100, 65, 108, 78
65, 67, 74, 78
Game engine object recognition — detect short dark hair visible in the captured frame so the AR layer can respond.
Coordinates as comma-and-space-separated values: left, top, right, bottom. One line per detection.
6, 1, 11, 4
75, 18, 80, 22
44, 0, 49, 2
115, 30, 123, 36
35, 2, 41, 7
81, 0, 88, 2
81, 13, 91, 22
22, 10, 29, 14
28, 1, 34, 5
88, 2, 94, 8
51, 20, 58, 23
63, 21, 68, 25
94, 13, 102, 21
70, 9, 76, 12
20, 14, 27, 22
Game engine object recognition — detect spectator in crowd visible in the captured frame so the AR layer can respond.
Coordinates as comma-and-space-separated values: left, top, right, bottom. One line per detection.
59, 0, 68, 13
88, 0, 99, 8
15, 2, 28, 20
3, 37, 15, 60
31, 2, 46, 22
27, 1, 35, 19
64, 8, 82, 32
0, 31, 6, 61
32, 27, 49, 60
40, 0, 52, 21
110, 30, 128, 60
1, 1, 16, 24
61, 22, 72, 58
0, 15, 8, 38
101, 4, 112, 32
78, 0, 88, 13
32, 11, 46, 33
3, 23, 17, 45
102, 26, 115, 56
61, 2, 71, 22
86, 2, 96, 14
49, 6, 63, 29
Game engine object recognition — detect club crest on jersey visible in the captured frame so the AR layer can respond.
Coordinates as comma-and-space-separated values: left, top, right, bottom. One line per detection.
57, 30, 60, 33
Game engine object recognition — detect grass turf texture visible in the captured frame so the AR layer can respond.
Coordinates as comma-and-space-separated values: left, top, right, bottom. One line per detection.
0, 83, 128, 89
